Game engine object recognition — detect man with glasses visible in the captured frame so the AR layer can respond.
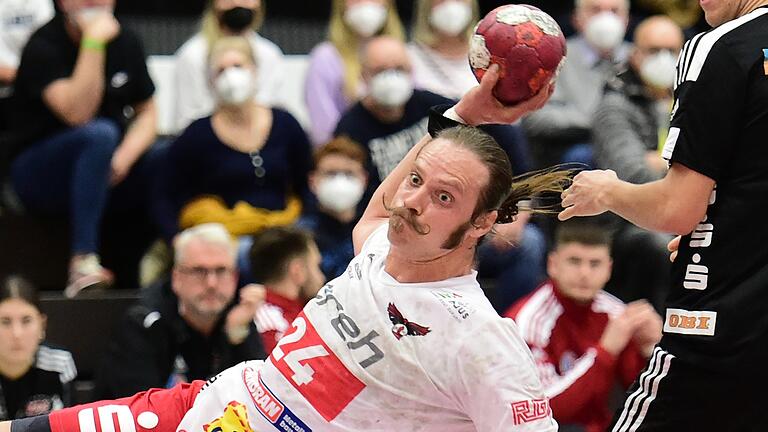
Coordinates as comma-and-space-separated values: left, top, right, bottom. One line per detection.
94, 223, 267, 399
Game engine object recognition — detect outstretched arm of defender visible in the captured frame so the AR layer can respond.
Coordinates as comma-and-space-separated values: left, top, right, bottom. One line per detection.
559, 164, 714, 235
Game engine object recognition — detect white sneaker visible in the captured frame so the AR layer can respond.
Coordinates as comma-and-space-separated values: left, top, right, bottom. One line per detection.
64, 254, 114, 298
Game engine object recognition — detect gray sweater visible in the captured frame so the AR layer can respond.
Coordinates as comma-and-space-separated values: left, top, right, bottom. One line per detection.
522, 36, 631, 142
592, 68, 670, 184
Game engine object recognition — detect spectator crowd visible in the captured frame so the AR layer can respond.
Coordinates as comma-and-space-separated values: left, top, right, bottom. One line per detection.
0, 0, 703, 428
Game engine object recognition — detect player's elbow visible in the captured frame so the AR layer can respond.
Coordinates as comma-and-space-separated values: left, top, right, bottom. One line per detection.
663, 205, 708, 235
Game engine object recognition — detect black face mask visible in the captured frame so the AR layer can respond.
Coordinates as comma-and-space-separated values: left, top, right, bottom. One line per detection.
220, 7, 254, 32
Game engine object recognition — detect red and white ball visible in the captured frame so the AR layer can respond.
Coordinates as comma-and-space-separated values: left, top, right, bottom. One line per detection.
469, 4, 567, 105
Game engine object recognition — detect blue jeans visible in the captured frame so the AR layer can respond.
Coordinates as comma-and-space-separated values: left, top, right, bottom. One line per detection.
11, 119, 120, 255
478, 224, 547, 314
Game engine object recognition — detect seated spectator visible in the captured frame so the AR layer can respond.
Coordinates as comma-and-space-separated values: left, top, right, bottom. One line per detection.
173, 0, 285, 133
505, 219, 662, 432
305, 0, 405, 146
95, 223, 267, 399
334, 36, 451, 187
0, 0, 54, 131
249, 227, 325, 353
9, 0, 157, 296
0, 276, 76, 420
593, 15, 682, 311
297, 137, 369, 280
155, 36, 312, 241
335, 36, 531, 190
407, 0, 480, 99
522, 0, 631, 169
593, 15, 681, 185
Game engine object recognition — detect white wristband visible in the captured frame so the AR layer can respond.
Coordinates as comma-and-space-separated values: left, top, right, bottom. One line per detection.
443, 107, 468, 125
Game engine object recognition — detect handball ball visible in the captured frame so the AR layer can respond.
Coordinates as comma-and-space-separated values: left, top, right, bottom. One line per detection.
469, 4, 566, 105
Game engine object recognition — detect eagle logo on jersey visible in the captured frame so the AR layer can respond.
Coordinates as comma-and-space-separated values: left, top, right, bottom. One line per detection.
388, 303, 431, 340
203, 401, 254, 432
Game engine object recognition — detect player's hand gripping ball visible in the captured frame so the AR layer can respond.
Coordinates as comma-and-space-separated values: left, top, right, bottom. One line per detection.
469, 4, 566, 105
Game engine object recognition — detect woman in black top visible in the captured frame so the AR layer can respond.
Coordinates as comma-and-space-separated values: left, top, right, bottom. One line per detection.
0, 277, 76, 420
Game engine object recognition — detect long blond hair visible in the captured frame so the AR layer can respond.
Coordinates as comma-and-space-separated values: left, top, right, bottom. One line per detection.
328, 0, 405, 99
201, 0, 266, 47
411, 0, 479, 47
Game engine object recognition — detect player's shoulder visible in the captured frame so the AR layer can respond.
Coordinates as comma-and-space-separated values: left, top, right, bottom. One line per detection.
679, 8, 768, 82
423, 283, 495, 327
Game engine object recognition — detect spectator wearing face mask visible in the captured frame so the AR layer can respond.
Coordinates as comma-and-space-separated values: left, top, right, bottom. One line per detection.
154, 37, 312, 245
335, 36, 532, 193
407, 0, 480, 100
173, 0, 284, 134
591, 15, 683, 312
296, 137, 369, 280
522, 0, 631, 169
304, 0, 405, 146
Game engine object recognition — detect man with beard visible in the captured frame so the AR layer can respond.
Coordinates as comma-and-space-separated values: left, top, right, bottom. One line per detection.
1, 64, 567, 432
95, 223, 267, 399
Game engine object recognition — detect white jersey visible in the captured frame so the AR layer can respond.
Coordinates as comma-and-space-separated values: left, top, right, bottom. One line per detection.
177, 224, 557, 432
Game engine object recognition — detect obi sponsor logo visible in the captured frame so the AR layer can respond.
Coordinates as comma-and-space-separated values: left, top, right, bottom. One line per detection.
243, 367, 284, 422
511, 399, 551, 425
663, 308, 716, 336
203, 401, 254, 432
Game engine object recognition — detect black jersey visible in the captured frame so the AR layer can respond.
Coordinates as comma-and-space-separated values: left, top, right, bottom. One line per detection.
659, 5, 768, 373
0, 345, 76, 420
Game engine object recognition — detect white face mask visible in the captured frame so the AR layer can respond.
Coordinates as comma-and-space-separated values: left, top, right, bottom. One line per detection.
429, 1, 473, 37
213, 67, 256, 105
368, 69, 413, 108
584, 11, 626, 52
639, 50, 678, 90
344, 2, 388, 38
316, 174, 365, 212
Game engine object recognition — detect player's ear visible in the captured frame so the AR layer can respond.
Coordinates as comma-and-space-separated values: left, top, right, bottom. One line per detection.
470, 210, 497, 238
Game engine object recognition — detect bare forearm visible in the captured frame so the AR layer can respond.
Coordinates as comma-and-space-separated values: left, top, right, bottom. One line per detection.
45, 45, 106, 125
602, 178, 703, 235
117, 100, 157, 164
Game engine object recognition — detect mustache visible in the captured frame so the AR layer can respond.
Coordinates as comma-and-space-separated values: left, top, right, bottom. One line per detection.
382, 194, 431, 235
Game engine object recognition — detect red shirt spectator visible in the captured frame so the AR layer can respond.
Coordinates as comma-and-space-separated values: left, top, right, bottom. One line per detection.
505, 219, 662, 432
506, 281, 646, 432
254, 291, 304, 353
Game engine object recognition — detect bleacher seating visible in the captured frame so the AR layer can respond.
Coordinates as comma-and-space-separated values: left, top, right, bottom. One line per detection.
39, 290, 141, 404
